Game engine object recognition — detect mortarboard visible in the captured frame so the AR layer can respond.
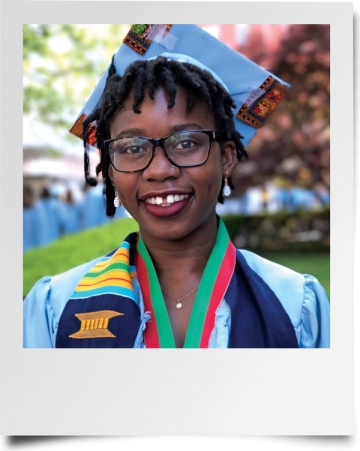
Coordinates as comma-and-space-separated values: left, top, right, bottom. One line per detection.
70, 24, 289, 149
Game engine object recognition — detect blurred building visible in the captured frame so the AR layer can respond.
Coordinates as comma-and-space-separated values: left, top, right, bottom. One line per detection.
23, 144, 85, 199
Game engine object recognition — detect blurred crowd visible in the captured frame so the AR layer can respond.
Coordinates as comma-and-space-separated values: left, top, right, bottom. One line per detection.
23, 182, 128, 252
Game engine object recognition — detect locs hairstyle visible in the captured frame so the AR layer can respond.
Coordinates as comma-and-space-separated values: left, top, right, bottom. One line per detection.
83, 56, 247, 217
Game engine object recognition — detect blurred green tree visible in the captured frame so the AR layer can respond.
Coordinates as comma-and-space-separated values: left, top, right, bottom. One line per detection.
23, 24, 129, 134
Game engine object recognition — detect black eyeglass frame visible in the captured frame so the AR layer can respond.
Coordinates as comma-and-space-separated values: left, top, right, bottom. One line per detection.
103, 129, 227, 173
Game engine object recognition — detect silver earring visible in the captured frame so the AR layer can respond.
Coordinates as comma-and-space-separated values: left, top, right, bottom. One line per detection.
114, 191, 121, 208
223, 177, 231, 197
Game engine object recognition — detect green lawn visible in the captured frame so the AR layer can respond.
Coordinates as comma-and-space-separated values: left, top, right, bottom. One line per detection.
23, 217, 330, 300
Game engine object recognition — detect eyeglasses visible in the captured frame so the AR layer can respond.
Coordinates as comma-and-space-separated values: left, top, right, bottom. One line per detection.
104, 129, 226, 173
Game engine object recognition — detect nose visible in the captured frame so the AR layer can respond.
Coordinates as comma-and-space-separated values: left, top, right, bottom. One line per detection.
142, 145, 178, 181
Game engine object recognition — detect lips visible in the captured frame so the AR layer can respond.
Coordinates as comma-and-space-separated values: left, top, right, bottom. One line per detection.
139, 191, 193, 218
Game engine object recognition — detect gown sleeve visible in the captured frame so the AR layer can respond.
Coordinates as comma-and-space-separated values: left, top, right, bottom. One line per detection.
23, 277, 57, 348
298, 274, 330, 348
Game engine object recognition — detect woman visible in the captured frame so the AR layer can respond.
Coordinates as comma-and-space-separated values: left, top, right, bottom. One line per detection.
23, 24, 330, 348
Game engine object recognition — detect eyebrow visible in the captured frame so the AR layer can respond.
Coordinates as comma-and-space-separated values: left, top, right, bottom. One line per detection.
170, 123, 204, 133
113, 123, 205, 139
113, 128, 144, 139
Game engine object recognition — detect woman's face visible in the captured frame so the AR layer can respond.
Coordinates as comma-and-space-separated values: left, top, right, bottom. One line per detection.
108, 87, 236, 244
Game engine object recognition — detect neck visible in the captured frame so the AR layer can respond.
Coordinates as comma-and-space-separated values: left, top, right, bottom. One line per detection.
139, 216, 219, 282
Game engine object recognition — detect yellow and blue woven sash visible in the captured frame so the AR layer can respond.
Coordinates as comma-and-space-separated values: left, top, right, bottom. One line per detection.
70, 239, 137, 301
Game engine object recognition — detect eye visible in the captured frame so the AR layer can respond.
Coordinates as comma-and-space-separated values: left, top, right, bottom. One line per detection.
123, 145, 146, 154
175, 139, 197, 150
168, 133, 202, 153
111, 138, 149, 155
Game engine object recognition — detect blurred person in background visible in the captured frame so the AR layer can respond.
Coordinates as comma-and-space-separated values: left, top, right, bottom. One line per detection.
62, 188, 82, 234
80, 180, 110, 229
36, 185, 66, 246
23, 184, 42, 251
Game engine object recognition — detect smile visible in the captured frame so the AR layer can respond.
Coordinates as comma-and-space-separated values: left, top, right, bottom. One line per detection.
144, 193, 189, 207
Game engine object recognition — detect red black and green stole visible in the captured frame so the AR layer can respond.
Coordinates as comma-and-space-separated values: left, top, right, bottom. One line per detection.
56, 219, 298, 348
136, 218, 236, 348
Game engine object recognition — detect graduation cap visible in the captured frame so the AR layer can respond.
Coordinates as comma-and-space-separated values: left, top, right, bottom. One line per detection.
70, 24, 289, 183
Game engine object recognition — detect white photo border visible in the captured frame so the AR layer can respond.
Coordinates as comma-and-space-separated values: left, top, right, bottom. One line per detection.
0, 0, 354, 436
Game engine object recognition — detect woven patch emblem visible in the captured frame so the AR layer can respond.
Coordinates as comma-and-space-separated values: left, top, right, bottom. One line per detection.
69, 310, 124, 339
123, 24, 172, 56
236, 76, 288, 129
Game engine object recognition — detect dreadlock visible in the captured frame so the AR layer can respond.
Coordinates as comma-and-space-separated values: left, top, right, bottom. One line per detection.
83, 55, 247, 217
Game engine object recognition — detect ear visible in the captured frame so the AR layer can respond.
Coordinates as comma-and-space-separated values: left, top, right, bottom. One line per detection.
220, 141, 237, 176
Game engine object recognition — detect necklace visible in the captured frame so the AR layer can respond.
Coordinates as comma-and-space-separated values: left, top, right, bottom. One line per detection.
161, 286, 198, 310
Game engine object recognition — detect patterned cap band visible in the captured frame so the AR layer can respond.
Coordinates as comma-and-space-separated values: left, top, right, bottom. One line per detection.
70, 24, 289, 148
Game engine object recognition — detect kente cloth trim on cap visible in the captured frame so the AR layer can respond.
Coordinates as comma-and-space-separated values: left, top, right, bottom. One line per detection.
70, 24, 289, 148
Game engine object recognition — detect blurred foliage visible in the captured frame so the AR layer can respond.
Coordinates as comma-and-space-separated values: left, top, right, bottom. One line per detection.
23, 24, 129, 133
232, 24, 330, 197
222, 207, 330, 253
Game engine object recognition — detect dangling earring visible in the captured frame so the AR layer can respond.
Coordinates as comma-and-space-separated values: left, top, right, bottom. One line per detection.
223, 176, 231, 197
114, 191, 121, 208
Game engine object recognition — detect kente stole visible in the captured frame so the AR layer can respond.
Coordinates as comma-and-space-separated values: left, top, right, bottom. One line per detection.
56, 219, 298, 348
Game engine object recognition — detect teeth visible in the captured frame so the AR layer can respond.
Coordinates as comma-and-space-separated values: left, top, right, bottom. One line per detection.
145, 194, 189, 206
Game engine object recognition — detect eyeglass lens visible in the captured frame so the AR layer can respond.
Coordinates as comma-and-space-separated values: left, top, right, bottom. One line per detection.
109, 131, 211, 171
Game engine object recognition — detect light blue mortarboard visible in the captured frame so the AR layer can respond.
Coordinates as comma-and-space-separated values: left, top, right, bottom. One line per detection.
70, 24, 289, 148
